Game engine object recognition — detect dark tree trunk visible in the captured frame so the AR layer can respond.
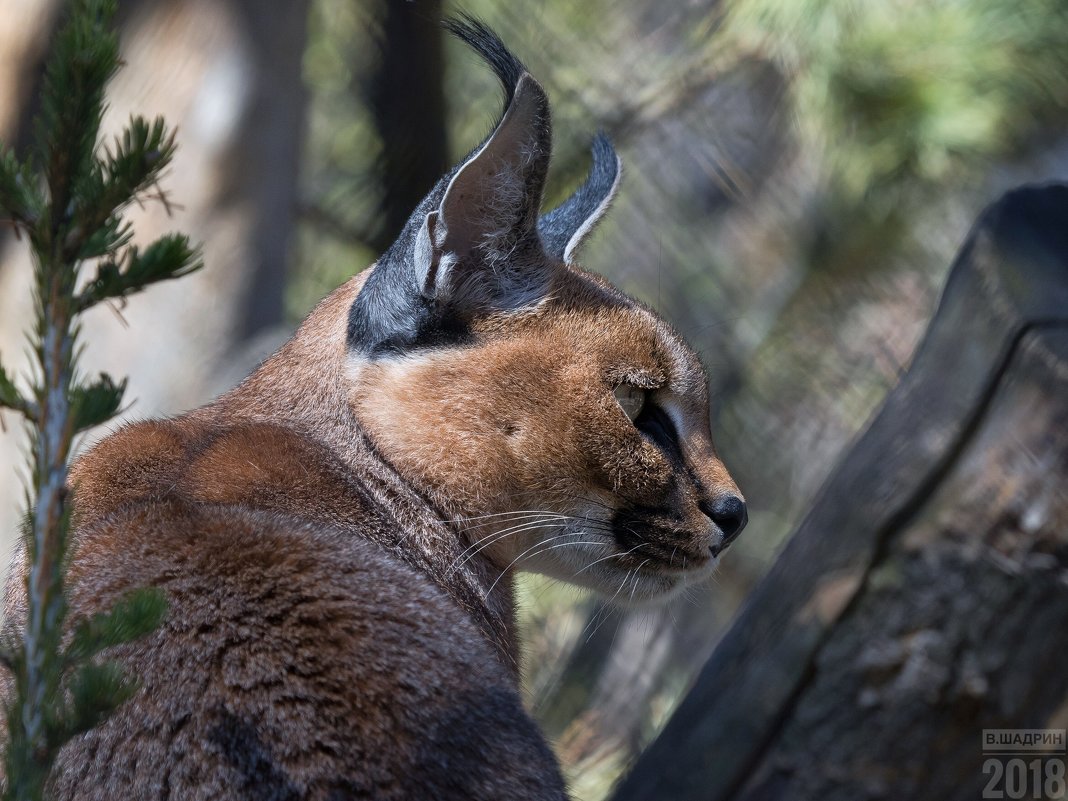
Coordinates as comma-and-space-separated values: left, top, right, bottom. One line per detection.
613, 184, 1068, 801
227, 0, 310, 340
365, 0, 447, 252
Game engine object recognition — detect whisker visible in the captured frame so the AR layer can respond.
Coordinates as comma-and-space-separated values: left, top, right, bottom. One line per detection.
627, 559, 651, 606
456, 510, 610, 541
484, 534, 576, 595
450, 512, 617, 573
584, 569, 635, 644
454, 516, 584, 560
450, 523, 565, 573
680, 586, 701, 607
574, 543, 645, 577
458, 513, 572, 535
483, 536, 606, 599
453, 510, 570, 529
580, 602, 610, 640
449, 520, 570, 572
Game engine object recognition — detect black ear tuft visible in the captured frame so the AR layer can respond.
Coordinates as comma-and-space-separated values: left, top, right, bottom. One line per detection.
443, 14, 525, 111
539, 133, 622, 264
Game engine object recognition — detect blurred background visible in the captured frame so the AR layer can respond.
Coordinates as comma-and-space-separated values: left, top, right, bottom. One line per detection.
1, 0, 1067, 797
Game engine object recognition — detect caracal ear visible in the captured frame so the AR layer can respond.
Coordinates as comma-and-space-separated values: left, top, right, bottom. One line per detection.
539, 133, 622, 265
414, 72, 554, 314
348, 18, 561, 355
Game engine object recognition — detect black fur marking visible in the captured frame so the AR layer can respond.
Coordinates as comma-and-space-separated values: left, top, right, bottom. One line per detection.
634, 401, 683, 464
368, 298, 474, 356
610, 496, 684, 556
409, 686, 568, 799
539, 133, 619, 260
347, 17, 531, 356
611, 505, 655, 553
208, 709, 303, 801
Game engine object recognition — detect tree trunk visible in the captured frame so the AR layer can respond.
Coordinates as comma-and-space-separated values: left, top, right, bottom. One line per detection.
613, 184, 1068, 801
226, 0, 310, 340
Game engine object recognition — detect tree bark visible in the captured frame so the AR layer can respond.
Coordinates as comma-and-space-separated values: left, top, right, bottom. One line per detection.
612, 184, 1068, 801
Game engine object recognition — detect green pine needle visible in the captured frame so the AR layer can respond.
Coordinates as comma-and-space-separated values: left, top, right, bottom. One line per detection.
77, 215, 134, 261
36, 0, 120, 242
70, 373, 127, 432
0, 148, 43, 226
78, 234, 202, 311
0, 361, 31, 416
65, 661, 138, 738
71, 116, 178, 256
64, 588, 168, 665
1, 0, 198, 795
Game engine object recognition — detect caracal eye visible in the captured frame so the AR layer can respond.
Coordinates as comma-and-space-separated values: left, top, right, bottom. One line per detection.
613, 383, 647, 422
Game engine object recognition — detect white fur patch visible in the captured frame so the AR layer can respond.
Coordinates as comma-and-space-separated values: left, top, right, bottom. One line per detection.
563, 152, 623, 265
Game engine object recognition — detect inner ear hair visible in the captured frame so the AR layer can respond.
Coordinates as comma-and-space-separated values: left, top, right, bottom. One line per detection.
415, 73, 556, 315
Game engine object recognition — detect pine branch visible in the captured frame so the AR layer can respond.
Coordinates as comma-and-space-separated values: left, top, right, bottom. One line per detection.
0, 361, 34, 418
64, 661, 136, 738
64, 588, 167, 665
70, 373, 126, 433
0, 149, 43, 228
76, 234, 202, 311
68, 116, 177, 260
0, 1, 200, 797
76, 215, 133, 262
35, 0, 119, 250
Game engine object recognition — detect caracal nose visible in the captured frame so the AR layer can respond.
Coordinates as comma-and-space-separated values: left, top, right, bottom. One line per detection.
700, 494, 747, 551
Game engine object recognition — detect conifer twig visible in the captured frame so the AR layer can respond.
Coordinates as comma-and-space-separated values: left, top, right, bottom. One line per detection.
0, 1, 199, 797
